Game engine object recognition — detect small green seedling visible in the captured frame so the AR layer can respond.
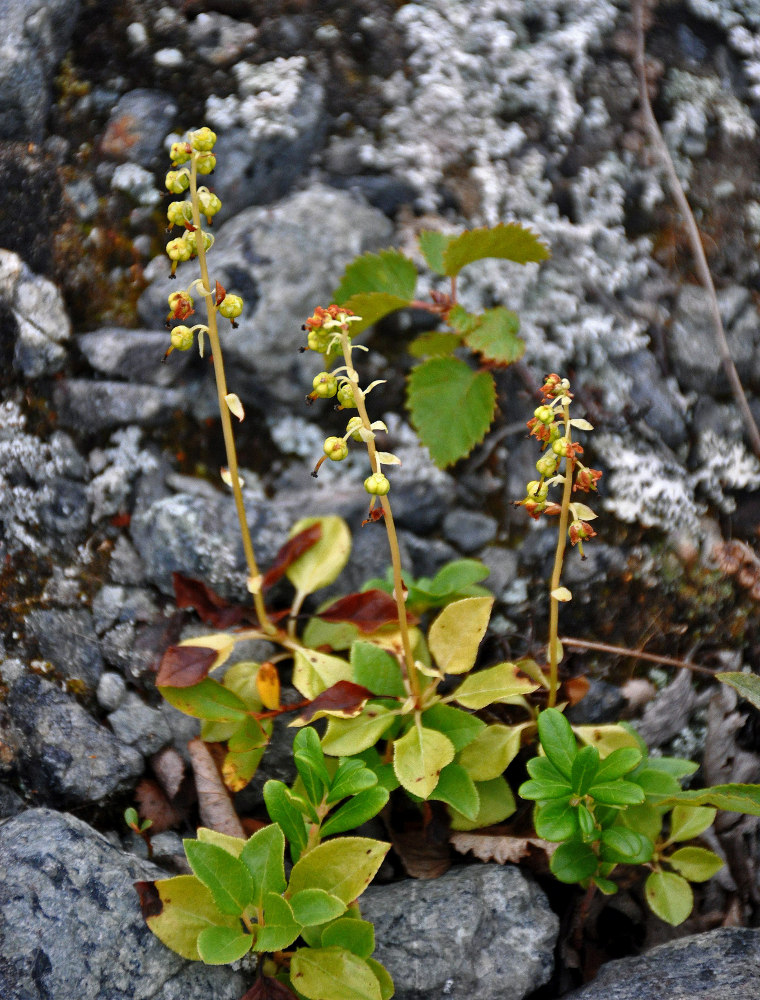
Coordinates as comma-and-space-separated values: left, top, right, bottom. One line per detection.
125, 806, 153, 858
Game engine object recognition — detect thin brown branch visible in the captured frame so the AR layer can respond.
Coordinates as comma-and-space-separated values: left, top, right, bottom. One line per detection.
631, 0, 760, 458
559, 635, 720, 677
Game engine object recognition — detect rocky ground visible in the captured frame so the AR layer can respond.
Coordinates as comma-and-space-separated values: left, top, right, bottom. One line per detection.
3, 0, 760, 998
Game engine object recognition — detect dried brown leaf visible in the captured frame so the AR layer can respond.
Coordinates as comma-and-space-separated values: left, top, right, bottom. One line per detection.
156, 644, 217, 688
450, 829, 556, 868
172, 572, 247, 628
261, 523, 323, 591
187, 738, 245, 839
135, 778, 183, 833
297, 680, 374, 725
316, 589, 418, 634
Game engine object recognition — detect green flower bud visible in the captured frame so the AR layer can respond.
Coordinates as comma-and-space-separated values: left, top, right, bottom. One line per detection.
526, 480, 549, 501
190, 127, 217, 152
323, 436, 349, 461
536, 453, 559, 477
197, 187, 222, 219
170, 142, 191, 165
166, 237, 192, 263
533, 405, 554, 424
552, 436, 570, 457
183, 230, 213, 256
364, 472, 390, 496
166, 200, 193, 227
346, 416, 365, 441
218, 293, 243, 320
170, 325, 194, 351
337, 383, 357, 408
195, 152, 216, 174
312, 372, 338, 398
165, 169, 190, 194
307, 328, 330, 353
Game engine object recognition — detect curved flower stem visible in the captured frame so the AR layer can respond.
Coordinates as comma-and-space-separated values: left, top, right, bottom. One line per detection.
188, 155, 274, 634
547, 403, 573, 707
338, 327, 419, 697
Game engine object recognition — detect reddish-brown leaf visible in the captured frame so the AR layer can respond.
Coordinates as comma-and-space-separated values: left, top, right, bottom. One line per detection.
135, 778, 183, 833
316, 589, 417, 634
134, 880, 163, 919
240, 977, 298, 1000
156, 644, 218, 688
298, 680, 374, 725
172, 573, 246, 628
261, 523, 323, 591
563, 674, 590, 706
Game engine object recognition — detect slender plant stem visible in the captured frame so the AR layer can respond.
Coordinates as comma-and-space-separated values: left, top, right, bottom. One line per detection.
338, 327, 419, 694
547, 403, 573, 707
559, 636, 720, 677
632, 0, 760, 458
188, 155, 273, 633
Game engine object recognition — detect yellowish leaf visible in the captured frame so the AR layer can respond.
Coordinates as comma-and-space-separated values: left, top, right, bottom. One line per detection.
256, 661, 280, 710
224, 393, 245, 421
428, 597, 493, 675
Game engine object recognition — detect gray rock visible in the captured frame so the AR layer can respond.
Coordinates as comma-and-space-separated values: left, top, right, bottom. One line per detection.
0, 808, 249, 999
100, 89, 178, 165
7, 675, 143, 806
96, 671, 127, 711
76, 328, 197, 386
561, 927, 760, 1000
443, 509, 499, 554
91, 584, 158, 635
0, 249, 71, 377
25, 609, 104, 688
108, 535, 146, 586
668, 285, 759, 394
130, 489, 293, 599
138, 186, 393, 410
0, 0, 80, 143
108, 692, 173, 756
52, 379, 187, 433
360, 864, 558, 1000
0, 783, 24, 819
613, 350, 688, 449
205, 56, 327, 217
187, 11, 257, 68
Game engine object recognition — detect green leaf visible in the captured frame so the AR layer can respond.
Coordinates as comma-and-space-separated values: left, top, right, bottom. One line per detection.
257, 892, 301, 952
222, 743, 266, 794
418, 230, 452, 275
668, 804, 717, 843
223, 661, 265, 709
588, 780, 645, 807
293, 648, 354, 700
226, 716, 268, 754
407, 331, 462, 359
327, 759, 378, 803
458, 723, 525, 781
441, 223, 550, 276
573, 724, 641, 757
407, 358, 496, 468
335, 248, 417, 302
717, 671, 760, 710
427, 596, 493, 675
577, 803, 595, 840
290, 888, 347, 926
519, 776, 572, 801
421, 702, 485, 752
393, 725, 455, 798
294, 732, 330, 806
340, 292, 413, 336
240, 824, 287, 907
286, 517, 351, 597
320, 787, 390, 837
631, 767, 682, 801
428, 559, 491, 597
351, 642, 406, 698
448, 775, 516, 831
550, 841, 599, 884
366, 957, 395, 1000
452, 661, 538, 710
196, 827, 246, 857
645, 756, 698, 779
667, 847, 723, 882
196, 926, 253, 965
645, 870, 693, 925
617, 803, 664, 843
159, 679, 248, 723
454, 306, 524, 365
263, 781, 308, 862
592, 747, 642, 783
290, 946, 383, 1000
537, 709, 577, 780
430, 762, 480, 820
600, 828, 653, 864
321, 918, 375, 959
321, 705, 397, 756
184, 840, 254, 915
571, 745, 600, 796
287, 837, 390, 905
657, 783, 760, 816
139, 875, 239, 961
534, 799, 578, 841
